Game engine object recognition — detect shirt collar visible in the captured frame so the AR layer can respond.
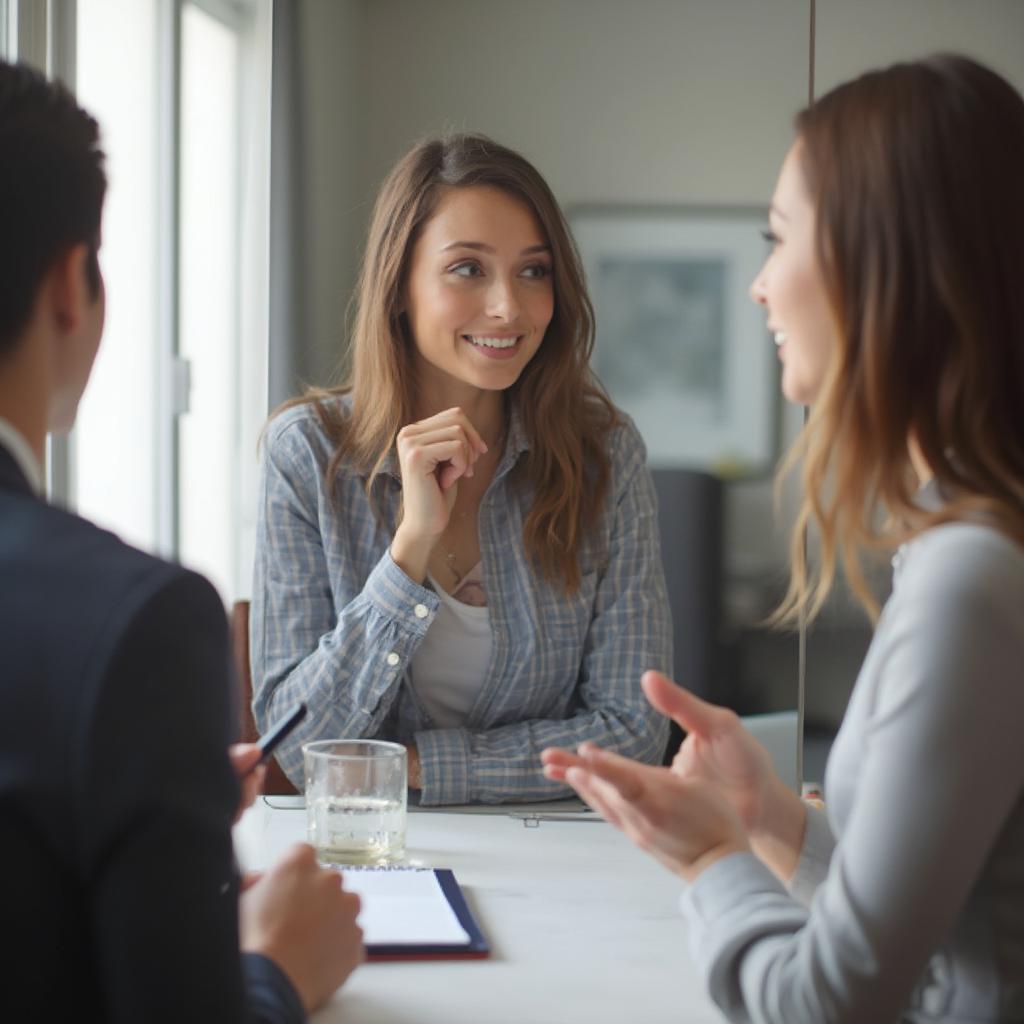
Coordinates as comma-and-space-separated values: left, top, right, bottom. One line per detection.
0, 418, 45, 496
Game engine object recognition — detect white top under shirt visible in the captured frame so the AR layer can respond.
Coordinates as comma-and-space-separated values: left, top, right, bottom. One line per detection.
408, 571, 492, 729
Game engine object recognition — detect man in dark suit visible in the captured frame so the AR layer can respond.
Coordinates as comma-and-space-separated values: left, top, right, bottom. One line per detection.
0, 60, 363, 1022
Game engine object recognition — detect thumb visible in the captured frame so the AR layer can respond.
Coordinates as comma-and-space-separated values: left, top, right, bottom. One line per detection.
641, 671, 729, 737
229, 742, 262, 778
239, 870, 264, 893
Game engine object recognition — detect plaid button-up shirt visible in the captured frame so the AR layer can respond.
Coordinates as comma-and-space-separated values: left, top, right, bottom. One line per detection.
251, 396, 671, 805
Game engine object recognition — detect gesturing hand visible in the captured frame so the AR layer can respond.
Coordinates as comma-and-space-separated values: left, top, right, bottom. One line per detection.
542, 671, 807, 881
395, 407, 488, 539
391, 407, 488, 582
240, 844, 364, 1012
229, 743, 266, 825
548, 742, 750, 882
648, 671, 779, 833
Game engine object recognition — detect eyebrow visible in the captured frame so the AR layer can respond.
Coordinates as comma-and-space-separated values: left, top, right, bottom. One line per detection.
768, 204, 790, 222
440, 241, 552, 255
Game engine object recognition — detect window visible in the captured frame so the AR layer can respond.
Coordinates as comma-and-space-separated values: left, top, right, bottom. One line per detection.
70, 0, 271, 603
75, 0, 161, 553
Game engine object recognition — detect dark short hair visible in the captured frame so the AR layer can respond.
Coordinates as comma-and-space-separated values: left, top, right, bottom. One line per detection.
0, 61, 107, 354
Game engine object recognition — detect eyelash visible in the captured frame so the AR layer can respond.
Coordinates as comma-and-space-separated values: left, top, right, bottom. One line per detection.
447, 260, 552, 280
760, 228, 781, 245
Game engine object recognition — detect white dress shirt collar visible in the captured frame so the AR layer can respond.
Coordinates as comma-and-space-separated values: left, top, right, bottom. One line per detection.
0, 418, 45, 496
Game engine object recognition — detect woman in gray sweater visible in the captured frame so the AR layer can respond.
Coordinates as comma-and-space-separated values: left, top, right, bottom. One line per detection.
544, 54, 1024, 1022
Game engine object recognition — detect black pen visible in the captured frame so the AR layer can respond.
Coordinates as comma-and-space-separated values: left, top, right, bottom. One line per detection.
247, 701, 307, 774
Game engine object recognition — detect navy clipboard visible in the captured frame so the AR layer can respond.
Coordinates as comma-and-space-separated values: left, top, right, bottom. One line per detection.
366, 869, 490, 961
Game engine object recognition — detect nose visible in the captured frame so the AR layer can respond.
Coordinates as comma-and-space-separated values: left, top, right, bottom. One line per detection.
749, 264, 768, 307
486, 275, 521, 322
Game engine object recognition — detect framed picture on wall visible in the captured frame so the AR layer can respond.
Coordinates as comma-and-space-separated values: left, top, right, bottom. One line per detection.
570, 206, 776, 475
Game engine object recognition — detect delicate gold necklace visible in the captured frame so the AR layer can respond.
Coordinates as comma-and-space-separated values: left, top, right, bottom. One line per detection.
439, 430, 505, 585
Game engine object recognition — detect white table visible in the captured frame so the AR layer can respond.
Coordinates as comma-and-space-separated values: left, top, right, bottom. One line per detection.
234, 799, 728, 1024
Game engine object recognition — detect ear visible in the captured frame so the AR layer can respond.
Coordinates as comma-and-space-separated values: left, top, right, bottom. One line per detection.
47, 243, 93, 335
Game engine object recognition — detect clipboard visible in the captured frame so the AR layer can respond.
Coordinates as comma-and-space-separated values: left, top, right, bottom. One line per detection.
360, 868, 490, 962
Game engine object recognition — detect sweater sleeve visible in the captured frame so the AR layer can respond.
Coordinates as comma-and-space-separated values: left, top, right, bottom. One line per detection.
786, 805, 834, 907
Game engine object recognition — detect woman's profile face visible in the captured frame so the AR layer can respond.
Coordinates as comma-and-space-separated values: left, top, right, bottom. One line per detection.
404, 185, 555, 398
750, 143, 837, 405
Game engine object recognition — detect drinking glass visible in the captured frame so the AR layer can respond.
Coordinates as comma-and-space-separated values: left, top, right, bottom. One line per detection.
303, 739, 407, 865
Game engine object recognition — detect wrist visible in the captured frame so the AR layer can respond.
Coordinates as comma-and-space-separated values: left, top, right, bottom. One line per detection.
681, 838, 750, 883
391, 526, 435, 584
749, 778, 807, 882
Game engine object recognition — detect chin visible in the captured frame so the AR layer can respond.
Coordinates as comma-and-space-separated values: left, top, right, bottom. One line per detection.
781, 371, 820, 407
464, 366, 527, 392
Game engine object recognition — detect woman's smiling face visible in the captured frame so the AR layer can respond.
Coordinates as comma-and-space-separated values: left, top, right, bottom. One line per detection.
749, 142, 838, 406
404, 185, 555, 396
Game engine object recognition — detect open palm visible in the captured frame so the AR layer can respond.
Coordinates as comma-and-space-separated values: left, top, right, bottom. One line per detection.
667, 695, 777, 834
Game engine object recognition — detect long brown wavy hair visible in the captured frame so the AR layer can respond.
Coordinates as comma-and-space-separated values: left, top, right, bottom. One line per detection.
776, 55, 1024, 624
293, 133, 618, 593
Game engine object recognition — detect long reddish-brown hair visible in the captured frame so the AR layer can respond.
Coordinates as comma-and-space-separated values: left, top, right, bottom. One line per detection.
776, 55, 1024, 624
291, 133, 618, 593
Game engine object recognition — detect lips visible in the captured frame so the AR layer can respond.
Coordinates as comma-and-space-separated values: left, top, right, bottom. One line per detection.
461, 334, 525, 362
463, 334, 521, 349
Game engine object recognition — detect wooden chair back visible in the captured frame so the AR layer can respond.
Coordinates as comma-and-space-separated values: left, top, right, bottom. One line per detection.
230, 600, 299, 795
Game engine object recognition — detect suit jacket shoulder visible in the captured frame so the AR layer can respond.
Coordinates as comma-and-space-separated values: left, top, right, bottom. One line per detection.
1, 486, 302, 1023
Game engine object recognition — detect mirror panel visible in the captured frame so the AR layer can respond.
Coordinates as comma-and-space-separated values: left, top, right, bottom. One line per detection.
275, 0, 812, 775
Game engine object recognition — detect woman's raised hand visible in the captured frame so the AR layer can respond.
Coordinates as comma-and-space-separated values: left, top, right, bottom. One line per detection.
543, 737, 750, 882
542, 671, 807, 881
647, 671, 779, 833
391, 407, 488, 582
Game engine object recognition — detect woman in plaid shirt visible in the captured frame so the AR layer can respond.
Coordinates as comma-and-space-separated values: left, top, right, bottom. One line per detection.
251, 133, 672, 805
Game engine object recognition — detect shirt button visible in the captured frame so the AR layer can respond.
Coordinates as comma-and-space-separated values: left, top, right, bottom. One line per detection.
386, 652, 400, 667
414, 603, 429, 619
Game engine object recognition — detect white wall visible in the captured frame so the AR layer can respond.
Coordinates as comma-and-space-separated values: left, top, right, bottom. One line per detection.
816, 0, 1024, 96
294, 0, 365, 385
295, 0, 811, 378
356, 0, 808, 206
293, 0, 811, 597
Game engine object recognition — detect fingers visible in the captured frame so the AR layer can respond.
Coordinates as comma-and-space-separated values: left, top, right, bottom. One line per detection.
401, 434, 476, 483
240, 870, 264, 893
244, 843, 366, 1010
401, 407, 488, 454
281, 842, 320, 871
641, 671, 733, 738
229, 743, 262, 777
540, 745, 585, 783
234, 763, 266, 822
230, 744, 266, 822
563, 766, 624, 824
572, 745, 646, 802
397, 410, 489, 484
540, 747, 584, 768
